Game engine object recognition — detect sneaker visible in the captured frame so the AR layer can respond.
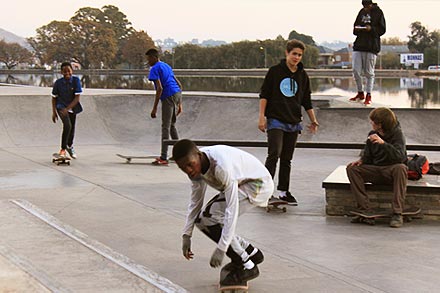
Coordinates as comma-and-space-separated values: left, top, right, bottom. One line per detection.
349, 92, 365, 102
67, 146, 77, 159
58, 149, 67, 158
221, 265, 259, 286
152, 157, 169, 165
389, 213, 403, 228
279, 191, 298, 206
364, 93, 372, 106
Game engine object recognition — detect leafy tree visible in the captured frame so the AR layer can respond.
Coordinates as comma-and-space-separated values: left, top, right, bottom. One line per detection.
288, 30, 316, 46
28, 21, 74, 65
121, 30, 154, 69
0, 40, 32, 69
407, 21, 431, 53
380, 52, 401, 69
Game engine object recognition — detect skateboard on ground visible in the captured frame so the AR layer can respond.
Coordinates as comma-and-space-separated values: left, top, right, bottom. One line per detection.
52, 153, 71, 166
266, 199, 289, 213
116, 154, 175, 164
219, 263, 248, 293
349, 207, 422, 225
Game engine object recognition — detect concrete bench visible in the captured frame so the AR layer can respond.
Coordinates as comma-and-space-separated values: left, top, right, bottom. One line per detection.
322, 165, 440, 220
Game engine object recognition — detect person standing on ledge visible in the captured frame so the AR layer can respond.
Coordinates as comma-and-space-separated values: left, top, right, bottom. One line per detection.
258, 39, 319, 206
146, 48, 183, 165
349, 0, 386, 106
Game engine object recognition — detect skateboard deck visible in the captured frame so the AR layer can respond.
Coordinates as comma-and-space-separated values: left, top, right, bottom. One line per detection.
350, 207, 422, 225
266, 199, 288, 213
116, 154, 175, 164
219, 263, 248, 293
52, 153, 71, 166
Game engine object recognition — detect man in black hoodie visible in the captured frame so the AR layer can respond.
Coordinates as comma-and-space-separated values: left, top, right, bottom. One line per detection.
349, 0, 386, 106
259, 39, 319, 205
346, 107, 407, 228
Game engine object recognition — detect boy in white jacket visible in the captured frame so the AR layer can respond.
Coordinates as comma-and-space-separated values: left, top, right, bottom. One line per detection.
173, 139, 274, 285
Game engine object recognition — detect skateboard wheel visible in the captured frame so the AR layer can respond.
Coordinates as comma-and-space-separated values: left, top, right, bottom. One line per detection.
52, 159, 55, 163
127, 158, 131, 163
282, 207, 287, 212
266, 207, 270, 213
67, 162, 70, 166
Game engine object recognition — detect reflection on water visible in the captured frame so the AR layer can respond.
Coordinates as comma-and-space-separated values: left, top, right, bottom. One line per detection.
1, 73, 439, 108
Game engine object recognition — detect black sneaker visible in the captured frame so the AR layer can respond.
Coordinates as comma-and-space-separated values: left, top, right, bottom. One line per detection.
279, 191, 298, 206
221, 265, 259, 286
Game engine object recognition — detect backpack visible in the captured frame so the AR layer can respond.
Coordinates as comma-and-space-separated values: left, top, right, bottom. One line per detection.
428, 162, 440, 175
406, 154, 429, 180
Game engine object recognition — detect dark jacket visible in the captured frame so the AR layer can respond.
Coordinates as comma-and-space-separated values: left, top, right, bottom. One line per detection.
353, 3, 386, 54
259, 59, 313, 125
362, 122, 407, 166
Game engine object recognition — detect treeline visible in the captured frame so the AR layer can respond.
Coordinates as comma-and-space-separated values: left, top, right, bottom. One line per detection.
161, 34, 320, 69
0, 4, 439, 70
27, 5, 154, 69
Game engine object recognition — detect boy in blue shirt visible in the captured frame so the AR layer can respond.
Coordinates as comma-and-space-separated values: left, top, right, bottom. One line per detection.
146, 48, 183, 165
51, 62, 83, 158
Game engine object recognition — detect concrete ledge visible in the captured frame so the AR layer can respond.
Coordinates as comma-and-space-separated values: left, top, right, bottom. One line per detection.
164, 139, 440, 151
322, 165, 440, 219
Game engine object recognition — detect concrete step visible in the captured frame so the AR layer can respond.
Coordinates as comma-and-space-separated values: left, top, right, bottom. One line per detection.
0, 199, 187, 293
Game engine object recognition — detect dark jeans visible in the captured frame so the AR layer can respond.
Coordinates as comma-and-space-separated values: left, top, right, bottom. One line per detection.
57, 110, 76, 150
264, 129, 299, 191
161, 92, 181, 160
346, 163, 407, 213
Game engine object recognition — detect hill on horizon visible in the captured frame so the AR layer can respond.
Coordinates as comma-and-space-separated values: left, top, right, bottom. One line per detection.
0, 28, 31, 49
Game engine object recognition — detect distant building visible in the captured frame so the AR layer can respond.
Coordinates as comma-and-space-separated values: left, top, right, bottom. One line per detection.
317, 45, 335, 67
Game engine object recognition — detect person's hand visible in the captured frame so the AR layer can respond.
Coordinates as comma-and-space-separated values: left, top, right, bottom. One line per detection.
151, 107, 157, 119
307, 121, 319, 134
258, 117, 266, 132
177, 103, 183, 116
365, 25, 372, 31
209, 248, 225, 268
182, 235, 193, 260
368, 134, 384, 144
52, 112, 58, 123
347, 159, 363, 167
59, 108, 68, 117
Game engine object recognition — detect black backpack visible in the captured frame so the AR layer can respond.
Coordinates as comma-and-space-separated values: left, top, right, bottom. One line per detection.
406, 154, 429, 180
428, 162, 440, 175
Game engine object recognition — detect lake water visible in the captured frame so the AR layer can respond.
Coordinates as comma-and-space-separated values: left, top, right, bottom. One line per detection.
1, 73, 439, 108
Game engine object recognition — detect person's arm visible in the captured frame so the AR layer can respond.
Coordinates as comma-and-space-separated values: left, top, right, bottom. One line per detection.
181, 179, 206, 260
306, 108, 319, 134
150, 79, 163, 118
174, 76, 183, 91
258, 98, 267, 132
51, 97, 58, 123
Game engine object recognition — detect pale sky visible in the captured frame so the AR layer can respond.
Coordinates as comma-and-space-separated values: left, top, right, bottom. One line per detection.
2, 0, 439, 44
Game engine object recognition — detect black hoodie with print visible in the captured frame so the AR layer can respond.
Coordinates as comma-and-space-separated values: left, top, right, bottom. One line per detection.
259, 59, 313, 125
353, 3, 386, 54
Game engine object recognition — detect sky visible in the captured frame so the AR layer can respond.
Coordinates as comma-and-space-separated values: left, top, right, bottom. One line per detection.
2, 0, 439, 44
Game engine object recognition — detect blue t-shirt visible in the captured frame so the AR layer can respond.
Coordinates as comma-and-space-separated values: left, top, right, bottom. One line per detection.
148, 61, 181, 101
52, 76, 83, 114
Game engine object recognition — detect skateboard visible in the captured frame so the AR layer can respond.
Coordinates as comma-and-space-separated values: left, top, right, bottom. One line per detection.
52, 153, 71, 166
349, 207, 422, 225
116, 154, 175, 164
219, 263, 248, 293
266, 199, 289, 213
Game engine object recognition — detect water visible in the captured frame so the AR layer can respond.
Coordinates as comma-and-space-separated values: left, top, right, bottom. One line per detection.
1, 73, 439, 108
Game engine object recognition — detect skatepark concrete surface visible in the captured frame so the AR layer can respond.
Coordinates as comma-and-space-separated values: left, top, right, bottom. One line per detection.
1, 84, 440, 292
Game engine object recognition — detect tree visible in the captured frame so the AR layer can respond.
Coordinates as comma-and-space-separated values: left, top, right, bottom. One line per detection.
121, 30, 154, 69
288, 30, 316, 46
0, 40, 32, 69
407, 21, 431, 53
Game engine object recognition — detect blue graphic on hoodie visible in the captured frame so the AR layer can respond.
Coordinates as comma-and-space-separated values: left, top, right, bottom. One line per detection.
280, 77, 298, 97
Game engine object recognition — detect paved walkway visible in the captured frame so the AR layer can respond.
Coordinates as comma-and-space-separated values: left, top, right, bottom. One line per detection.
1, 85, 440, 292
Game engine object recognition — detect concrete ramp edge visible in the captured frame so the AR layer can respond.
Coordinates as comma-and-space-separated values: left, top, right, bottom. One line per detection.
11, 199, 188, 293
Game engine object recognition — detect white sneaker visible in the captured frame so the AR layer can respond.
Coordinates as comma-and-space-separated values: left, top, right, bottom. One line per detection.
67, 146, 77, 159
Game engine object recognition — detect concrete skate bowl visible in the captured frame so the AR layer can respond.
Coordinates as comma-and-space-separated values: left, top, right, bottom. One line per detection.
0, 93, 438, 148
